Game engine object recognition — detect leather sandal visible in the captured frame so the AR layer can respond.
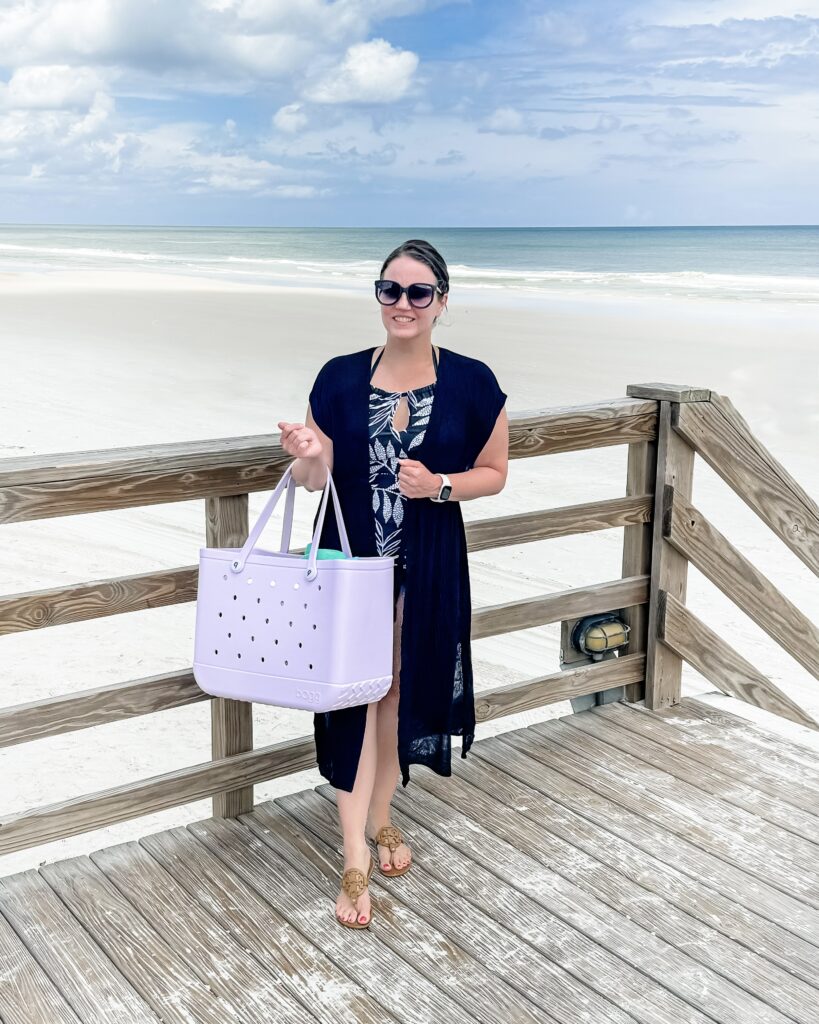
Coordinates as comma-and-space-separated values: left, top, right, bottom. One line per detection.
368, 824, 412, 877
337, 854, 375, 929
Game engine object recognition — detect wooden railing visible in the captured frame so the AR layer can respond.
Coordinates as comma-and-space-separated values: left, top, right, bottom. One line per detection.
1, 383, 815, 857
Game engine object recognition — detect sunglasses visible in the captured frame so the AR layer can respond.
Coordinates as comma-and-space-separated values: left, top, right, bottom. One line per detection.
374, 279, 444, 309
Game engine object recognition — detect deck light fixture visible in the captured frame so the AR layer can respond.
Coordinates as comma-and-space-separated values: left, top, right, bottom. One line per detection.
571, 613, 630, 661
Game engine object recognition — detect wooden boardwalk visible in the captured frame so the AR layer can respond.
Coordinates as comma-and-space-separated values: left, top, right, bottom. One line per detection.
2, 694, 818, 1024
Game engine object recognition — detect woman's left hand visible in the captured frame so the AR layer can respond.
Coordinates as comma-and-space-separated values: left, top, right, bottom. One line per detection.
397, 458, 441, 499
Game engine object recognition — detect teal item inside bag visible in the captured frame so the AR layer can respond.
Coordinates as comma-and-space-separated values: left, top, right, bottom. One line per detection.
303, 541, 357, 560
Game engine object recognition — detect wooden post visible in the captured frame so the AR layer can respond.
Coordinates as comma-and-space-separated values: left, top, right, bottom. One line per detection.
619, 437, 657, 704
625, 384, 707, 709
206, 492, 254, 817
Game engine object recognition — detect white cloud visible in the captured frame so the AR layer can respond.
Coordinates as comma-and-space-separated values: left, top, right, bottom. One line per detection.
483, 106, 526, 134
302, 38, 419, 103
4, 65, 106, 109
266, 183, 325, 197
273, 102, 308, 132
66, 89, 114, 138
535, 11, 590, 47
646, 1, 819, 25
0, 0, 427, 92
0, 0, 112, 63
133, 122, 289, 192
658, 31, 819, 69
221, 32, 315, 79
0, 101, 114, 162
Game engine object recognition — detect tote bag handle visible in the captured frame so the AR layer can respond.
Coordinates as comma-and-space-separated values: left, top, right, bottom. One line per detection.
230, 460, 352, 581
278, 471, 297, 553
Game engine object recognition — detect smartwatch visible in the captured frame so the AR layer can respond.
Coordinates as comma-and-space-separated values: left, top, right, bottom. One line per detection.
431, 473, 452, 502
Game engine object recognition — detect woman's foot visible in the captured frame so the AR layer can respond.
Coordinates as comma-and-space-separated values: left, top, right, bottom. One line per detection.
366, 818, 412, 872
336, 844, 373, 926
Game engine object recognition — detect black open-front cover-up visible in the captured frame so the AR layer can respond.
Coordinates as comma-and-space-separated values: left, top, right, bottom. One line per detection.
308, 344, 508, 792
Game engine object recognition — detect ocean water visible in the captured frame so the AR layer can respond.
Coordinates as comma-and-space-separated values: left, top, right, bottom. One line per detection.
1, 224, 818, 304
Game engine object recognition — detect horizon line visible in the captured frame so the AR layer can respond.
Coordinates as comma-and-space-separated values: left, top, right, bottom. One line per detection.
1, 222, 818, 231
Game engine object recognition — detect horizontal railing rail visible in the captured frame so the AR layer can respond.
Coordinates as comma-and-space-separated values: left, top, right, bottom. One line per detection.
0, 573, 649, 752
0, 397, 658, 524
0, 495, 652, 637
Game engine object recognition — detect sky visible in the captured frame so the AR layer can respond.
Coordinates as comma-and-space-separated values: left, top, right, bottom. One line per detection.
1, 0, 818, 226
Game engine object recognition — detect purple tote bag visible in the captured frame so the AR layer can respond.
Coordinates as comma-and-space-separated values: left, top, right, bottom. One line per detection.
193, 460, 394, 711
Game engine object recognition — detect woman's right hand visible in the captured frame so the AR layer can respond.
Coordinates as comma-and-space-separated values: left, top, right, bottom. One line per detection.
278, 420, 324, 460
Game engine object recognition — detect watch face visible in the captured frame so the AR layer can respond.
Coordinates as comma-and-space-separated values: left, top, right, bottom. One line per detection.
441, 485, 452, 500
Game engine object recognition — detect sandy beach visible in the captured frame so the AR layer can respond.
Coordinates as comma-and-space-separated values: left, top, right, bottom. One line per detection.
1, 269, 817, 877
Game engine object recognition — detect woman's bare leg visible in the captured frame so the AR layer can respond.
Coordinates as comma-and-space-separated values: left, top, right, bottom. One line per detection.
367, 586, 412, 871
335, 699, 378, 924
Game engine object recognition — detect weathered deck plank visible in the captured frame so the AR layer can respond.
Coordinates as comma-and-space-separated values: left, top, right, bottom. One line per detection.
0, 869, 160, 1023
589, 700, 819, 815
524, 720, 819, 902
1, 698, 818, 1024
564, 705, 819, 843
0, 908, 83, 1024
655, 698, 819, 776
473, 728, 819, 974
462, 735, 819, 987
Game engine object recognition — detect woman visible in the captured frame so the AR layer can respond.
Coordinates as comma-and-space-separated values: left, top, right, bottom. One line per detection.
278, 239, 508, 928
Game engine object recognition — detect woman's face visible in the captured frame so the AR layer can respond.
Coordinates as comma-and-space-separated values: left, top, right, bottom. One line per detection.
379, 255, 447, 341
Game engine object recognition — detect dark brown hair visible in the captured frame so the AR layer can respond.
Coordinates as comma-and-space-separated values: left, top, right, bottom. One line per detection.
380, 238, 449, 295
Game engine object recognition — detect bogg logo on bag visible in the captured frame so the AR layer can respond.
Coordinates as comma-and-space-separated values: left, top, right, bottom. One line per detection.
295, 688, 321, 704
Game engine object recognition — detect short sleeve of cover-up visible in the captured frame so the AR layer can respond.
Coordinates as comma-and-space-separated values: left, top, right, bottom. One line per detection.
470, 359, 508, 461
483, 361, 508, 425
308, 359, 335, 442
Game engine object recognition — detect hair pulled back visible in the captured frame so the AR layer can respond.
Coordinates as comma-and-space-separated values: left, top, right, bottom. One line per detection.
380, 238, 449, 295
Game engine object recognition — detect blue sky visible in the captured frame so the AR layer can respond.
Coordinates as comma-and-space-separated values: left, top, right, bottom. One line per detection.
1, 0, 818, 226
